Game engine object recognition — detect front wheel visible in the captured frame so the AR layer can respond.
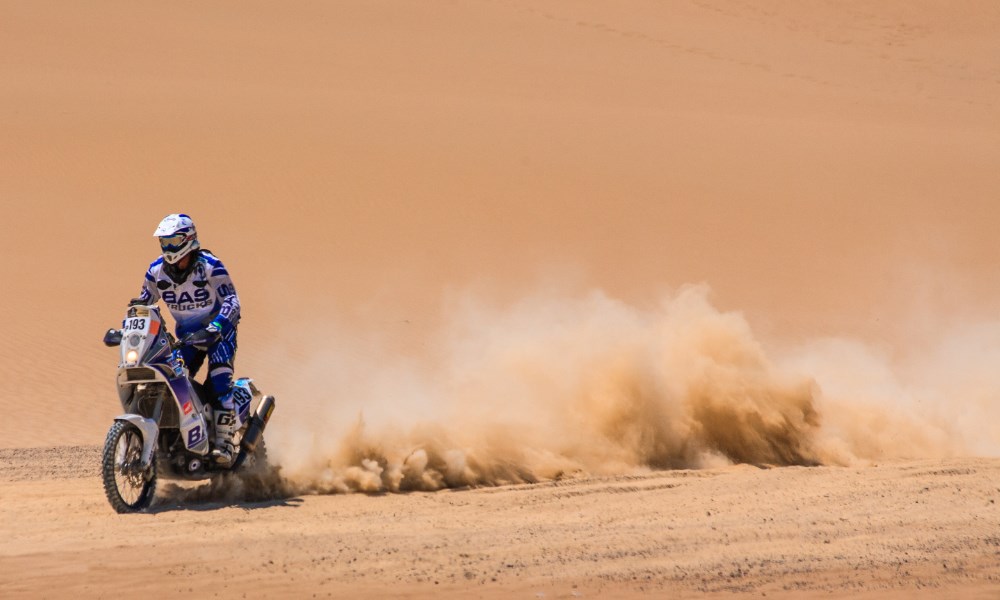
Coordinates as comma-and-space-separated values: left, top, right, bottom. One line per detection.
101, 421, 157, 513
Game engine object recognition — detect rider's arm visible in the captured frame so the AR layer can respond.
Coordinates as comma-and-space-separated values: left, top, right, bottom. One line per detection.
134, 261, 161, 305
209, 259, 240, 331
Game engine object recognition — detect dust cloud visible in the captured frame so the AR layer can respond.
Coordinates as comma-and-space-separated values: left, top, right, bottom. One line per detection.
239, 284, 997, 497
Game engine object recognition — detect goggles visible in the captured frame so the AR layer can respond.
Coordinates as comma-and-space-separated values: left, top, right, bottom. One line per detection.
159, 233, 190, 253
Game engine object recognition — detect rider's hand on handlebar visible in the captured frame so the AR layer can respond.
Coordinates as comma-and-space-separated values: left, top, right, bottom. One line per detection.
178, 320, 225, 349
203, 319, 226, 343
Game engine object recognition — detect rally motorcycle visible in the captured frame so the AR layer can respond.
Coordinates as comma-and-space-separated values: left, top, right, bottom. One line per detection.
101, 304, 275, 513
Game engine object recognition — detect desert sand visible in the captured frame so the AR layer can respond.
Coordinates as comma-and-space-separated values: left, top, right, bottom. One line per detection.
1, 0, 999, 598
2, 448, 999, 599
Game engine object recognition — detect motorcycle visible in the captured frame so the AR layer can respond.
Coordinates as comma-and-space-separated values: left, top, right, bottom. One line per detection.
101, 304, 275, 513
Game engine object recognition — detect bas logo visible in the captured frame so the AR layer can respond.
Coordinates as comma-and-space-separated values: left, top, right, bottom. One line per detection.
162, 289, 210, 304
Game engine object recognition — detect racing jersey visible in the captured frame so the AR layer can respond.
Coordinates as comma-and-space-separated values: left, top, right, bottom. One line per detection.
136, 250, 241, 336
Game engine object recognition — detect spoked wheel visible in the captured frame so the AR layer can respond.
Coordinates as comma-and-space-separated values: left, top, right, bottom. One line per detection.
101, 421, 157, 513
244, 436, 268, 472
231, 433, 268, 474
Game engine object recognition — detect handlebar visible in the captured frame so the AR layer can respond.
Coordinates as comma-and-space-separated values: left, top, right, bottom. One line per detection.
105, 320, 221, 351
174, 328, 222, 351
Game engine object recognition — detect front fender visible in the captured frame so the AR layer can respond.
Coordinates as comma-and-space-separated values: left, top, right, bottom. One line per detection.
114, 414, 159, 470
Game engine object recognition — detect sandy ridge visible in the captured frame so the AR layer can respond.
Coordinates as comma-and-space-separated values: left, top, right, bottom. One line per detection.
0, 446, 100, 483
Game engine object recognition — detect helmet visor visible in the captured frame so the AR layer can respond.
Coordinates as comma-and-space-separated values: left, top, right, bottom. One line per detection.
159, 233, 189, 253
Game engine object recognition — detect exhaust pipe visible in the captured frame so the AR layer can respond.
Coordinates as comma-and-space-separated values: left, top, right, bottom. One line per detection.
232, 395, 275, 470
242, 395, 274, 452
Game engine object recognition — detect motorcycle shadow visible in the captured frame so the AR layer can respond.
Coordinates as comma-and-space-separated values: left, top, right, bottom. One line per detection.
149, 469, 302, 513
147, 495, 304, 513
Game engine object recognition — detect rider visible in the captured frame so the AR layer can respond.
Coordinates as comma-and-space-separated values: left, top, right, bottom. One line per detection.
133, 214, 242, 464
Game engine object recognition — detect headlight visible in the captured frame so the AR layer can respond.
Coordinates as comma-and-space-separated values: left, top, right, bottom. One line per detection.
126, 349, 139, 363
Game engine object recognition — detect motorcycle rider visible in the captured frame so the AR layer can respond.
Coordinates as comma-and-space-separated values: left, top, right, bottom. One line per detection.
132, 214, 241, 464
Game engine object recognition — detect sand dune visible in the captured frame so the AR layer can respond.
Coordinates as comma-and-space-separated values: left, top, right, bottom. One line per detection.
1, 1, 999, 597
2, 1, 999, 448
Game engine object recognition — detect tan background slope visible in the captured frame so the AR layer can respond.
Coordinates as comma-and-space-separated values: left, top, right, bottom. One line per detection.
1, 1, 999, 447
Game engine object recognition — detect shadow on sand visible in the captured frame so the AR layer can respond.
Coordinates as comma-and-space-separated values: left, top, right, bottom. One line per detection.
148, 494, 304, 513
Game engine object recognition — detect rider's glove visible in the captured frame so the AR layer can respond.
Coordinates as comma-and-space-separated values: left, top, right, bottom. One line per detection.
205, 317, 232, 337
201, 321, 223, 346
180, 319, 229, 348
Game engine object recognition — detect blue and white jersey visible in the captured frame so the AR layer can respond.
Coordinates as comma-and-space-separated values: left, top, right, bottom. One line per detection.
136, 250, 241, 336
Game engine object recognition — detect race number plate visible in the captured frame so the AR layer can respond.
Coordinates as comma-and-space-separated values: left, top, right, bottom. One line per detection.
122, 316, 149, 334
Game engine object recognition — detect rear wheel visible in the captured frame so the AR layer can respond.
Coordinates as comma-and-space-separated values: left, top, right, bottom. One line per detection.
101, 421, 157, 513
247, 436, 268, 472
232, 434, 268, 473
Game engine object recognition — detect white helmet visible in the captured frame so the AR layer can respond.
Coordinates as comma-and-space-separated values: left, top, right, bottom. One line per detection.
153, 213, 200, 264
